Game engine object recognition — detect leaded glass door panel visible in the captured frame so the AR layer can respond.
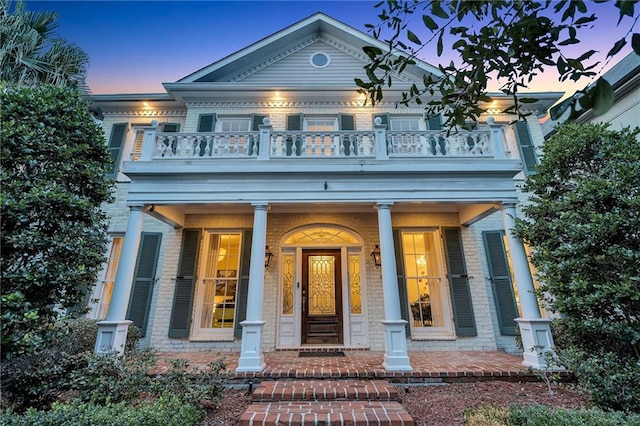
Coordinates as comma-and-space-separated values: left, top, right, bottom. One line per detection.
301, 249, 343, 344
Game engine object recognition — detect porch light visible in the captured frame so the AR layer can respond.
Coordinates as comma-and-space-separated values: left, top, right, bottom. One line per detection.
264, 246, 274, 268
370, 245, 381, 268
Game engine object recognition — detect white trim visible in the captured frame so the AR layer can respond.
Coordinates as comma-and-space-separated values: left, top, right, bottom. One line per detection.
309, 51, 330, 68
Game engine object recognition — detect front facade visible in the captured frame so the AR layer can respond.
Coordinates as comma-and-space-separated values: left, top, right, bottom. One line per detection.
90, 13, 560, 370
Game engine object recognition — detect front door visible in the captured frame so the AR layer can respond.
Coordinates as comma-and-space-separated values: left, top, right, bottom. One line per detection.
302, 249, 343, 345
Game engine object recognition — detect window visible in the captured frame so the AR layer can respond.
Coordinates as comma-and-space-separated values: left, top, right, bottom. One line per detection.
401, 231, 452, 334
390, 117, 421, 131
192, 232, 241, 339
310, 52, 330, 68
217, 117, 251, 132
92, 236, 123, 319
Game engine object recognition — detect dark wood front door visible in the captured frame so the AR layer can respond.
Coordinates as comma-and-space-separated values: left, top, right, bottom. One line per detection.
302, 250, 343, 345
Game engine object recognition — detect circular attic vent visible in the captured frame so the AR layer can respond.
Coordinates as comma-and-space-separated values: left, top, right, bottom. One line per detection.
310, 52, 330, 68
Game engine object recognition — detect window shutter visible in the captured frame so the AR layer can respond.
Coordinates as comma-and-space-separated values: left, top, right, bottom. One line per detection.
197, 114, 217, 132
513, 121, 537, 175
126, 232, 162, 337
286, 114, 303, 156
393, 229, 411, 337
168, 229, 201, 338
373, 113, 389, 129
442, 227, 477, 336
426, 114, 442, 131
161, 123, 180, 132
483, 231, 519, 335
251, 114, 268, 131
107, 123, 127, 177
234, 230, 253, 338
339, 114, 356, 156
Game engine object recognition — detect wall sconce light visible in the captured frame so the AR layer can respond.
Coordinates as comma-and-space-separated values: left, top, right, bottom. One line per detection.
264, 245, 273, 268
370, 244, 381, 268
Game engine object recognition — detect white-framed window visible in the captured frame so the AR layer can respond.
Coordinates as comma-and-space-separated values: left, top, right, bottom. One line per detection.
401, 230, 454, 337
90, 235, 124, 320
389, 117, 422, 131
191, 231, 242, 340
304, 116, 338, 131
217, 117, 251, 132
309, 52, 330, 68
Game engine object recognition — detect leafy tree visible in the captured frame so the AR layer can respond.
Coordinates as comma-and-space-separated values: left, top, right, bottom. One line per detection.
356, 1, 640, 128
0, 85, 113, 361
0, 0, 89, 91
515, 123, 640, 412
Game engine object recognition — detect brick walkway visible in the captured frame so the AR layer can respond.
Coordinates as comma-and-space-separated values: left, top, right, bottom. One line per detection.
154, 350, 541, 382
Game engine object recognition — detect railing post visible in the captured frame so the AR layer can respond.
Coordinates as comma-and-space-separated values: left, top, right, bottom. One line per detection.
487, 116, 506, 159
374, 117, 388, 160
258, 118, 272, 160
140, 120, 159, 161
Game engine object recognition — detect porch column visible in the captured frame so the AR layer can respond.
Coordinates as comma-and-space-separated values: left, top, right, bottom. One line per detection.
236, 202, 269, 372
501, 202, 555, 369
375, 202, 412, 371
95, 205, 145, 354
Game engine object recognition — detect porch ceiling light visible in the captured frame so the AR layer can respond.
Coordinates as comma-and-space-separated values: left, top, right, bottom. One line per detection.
264, 245, 274, 268
371, 245, 381, 268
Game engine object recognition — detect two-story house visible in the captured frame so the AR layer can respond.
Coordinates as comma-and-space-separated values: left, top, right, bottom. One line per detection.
90, 13, 561, 371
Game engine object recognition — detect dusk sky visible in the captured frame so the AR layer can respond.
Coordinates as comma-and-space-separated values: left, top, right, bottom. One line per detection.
24, 1, 636, 99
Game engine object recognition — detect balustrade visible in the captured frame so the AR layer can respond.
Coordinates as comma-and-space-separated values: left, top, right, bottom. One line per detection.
145, 125, 506, 161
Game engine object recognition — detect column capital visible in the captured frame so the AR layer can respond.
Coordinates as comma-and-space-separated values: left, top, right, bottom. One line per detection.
129, 205, 147, 213
501, 201, 518, 210
251, 202, 270, 211
374, 201, 394, 211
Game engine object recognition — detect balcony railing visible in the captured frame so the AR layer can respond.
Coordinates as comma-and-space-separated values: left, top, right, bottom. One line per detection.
139, 119, 507, 162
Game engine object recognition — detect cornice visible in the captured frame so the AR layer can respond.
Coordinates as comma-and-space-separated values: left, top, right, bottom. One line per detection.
103, 110, 187, 117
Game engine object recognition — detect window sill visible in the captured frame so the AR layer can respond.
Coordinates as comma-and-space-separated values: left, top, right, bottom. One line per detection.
189, 335, 235, 342
409, 334, 456, 341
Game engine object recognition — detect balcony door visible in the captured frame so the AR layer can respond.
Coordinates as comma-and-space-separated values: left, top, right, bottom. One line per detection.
301, 249, 343, 345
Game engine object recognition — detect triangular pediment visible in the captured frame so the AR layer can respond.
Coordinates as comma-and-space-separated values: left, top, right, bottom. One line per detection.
177, 12, 441, 87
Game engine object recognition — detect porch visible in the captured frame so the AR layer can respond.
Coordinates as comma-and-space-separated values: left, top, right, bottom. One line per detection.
154, 349, 550, 382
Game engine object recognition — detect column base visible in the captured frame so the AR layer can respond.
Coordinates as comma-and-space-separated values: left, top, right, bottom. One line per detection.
95, 320, 132, 355
515, 318, 556, 370
381, 319, 413, 371
236, 320, 266, 372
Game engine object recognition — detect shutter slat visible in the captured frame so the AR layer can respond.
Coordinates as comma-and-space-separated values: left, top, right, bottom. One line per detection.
286, 114, 303, 156
197, 114, 217, 132
168, 229, 201, 338
161, 123, 180, 132
107, 123, 127, 177
426, 114, 442, 131
251, 115, 268, 131
339, 113, 356, 156
393, 229, 411, 337
234, 230, 253, 338
514, 121, 537, 175
443, 227, 477, 336
126, 233, 162, 337
483, 231, 519, 335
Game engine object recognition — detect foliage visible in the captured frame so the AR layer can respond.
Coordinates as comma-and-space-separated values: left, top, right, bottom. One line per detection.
515, 123, 640, 412
356, 1, 639, 129
465, 404, 640, 425
0, 393, 205, 426
1, 85, 113, 361
0, 319, 141, 411
0, 0, 89, 90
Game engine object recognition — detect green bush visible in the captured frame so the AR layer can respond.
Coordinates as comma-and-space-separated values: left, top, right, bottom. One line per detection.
464, 404, 508, 425
0, 393, 204, 426
507, 405, 640, 425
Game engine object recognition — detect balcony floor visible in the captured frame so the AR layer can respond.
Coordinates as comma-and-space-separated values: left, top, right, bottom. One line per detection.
154, 350, 556, 382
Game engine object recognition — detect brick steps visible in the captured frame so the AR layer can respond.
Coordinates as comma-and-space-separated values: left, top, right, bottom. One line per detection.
240, 380, 414, 426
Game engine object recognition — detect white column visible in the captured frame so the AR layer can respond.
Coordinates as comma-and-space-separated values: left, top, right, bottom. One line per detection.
236, 202, 268, 372
375, 202, 412, 371
502, 202, 555, 369
139, 120, 159, 161
258, 119, 272, 160
374, 117, 389, 160
95, 205, 145, 354
486, 116, 506, 159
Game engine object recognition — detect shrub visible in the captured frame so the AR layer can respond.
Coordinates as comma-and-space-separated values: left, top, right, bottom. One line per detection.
464, 404, 508, 425
0, 393, 205, 426
507, 405, 640, 426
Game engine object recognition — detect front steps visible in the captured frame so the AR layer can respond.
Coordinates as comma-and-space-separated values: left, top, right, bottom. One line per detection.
239, 379, 414, 425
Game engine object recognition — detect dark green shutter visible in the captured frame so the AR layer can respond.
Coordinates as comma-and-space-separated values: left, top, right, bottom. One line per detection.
168, 229, 201, 338
442, 227, 477, 336
234, 230, 253, 338
126, 233, 162, 337
426, 114, 442, 130
197, 113, 217, 132
285, 113, 303, 156
393, 229, 411, 337
374, 113, 389, 128
251, 114, 268, 130
514, 121, 537, 175
107, 123, 127, 177
161, 123, 180, 132
339, 113, 356, 156
483, 231, 519, 335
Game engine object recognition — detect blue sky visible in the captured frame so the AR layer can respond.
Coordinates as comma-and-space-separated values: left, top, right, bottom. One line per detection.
24, 1, 635, 96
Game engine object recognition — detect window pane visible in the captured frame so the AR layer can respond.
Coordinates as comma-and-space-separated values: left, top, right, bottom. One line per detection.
199, 232, 241, 329
348, 254, 362, 314
390, 118, 420, 131
220, 119, 250, 132
308, 255, 336, 315
282, 254, 294, 315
